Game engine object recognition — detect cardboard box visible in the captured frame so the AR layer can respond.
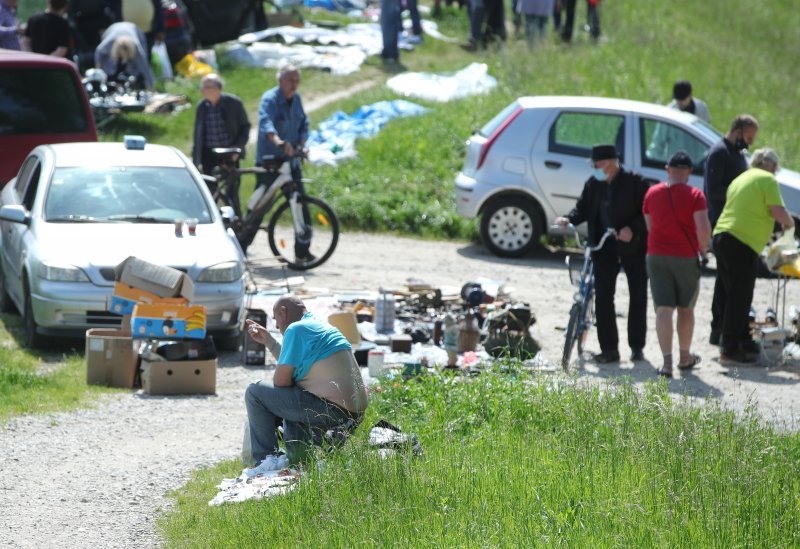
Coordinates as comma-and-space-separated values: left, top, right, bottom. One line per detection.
108, 282, 183, 315
131, 303, 207, 339
140, 358, 217, 395
115, 256, 194, 301
85, 329, 138, 388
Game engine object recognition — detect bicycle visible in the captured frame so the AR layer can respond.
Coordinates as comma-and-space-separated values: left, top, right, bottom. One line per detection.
207, 147, 339, 271
557, 223, 617, 371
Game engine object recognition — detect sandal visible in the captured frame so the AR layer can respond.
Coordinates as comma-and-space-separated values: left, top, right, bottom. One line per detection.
657, 367, 673, 378
677, 353, 701, 370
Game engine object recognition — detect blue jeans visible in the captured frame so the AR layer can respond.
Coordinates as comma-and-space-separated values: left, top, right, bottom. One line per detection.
245, 381, 359, 464
381, 0, 401, 59
399, 0, 423, 36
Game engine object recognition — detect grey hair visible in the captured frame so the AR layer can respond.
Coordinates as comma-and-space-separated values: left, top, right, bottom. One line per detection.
200, 73, 223, 89
276, 64, 300, 80
751, 148, 779, 171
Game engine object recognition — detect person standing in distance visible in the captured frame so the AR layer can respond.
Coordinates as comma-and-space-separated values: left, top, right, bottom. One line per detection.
642, 151, 711, 378
705, 114, 758, 346
556, 144, 650, 364
668, 80, 710, 123
713, 148, 794, 364
240, 65, 311, 259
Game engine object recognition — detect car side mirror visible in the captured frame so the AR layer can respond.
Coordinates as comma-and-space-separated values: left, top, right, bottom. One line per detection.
0, 205, 31, 226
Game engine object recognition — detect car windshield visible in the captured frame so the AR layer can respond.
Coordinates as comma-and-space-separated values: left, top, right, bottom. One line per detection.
44, 167, 214, 223
0, 68, 88, 135
480, 101, 520, 137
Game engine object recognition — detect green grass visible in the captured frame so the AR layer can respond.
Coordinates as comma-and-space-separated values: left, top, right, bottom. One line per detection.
100, 0, 800, 240
0, 314, 119, 422
159, 369, 800, 547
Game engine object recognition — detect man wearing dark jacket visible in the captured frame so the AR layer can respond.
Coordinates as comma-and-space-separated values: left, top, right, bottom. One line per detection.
557, 144, 650, 363
704, 114, 758, 345
192, 73, 250, 216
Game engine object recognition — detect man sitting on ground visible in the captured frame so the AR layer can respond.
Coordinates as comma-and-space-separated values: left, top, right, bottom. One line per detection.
244, 296, 368, 466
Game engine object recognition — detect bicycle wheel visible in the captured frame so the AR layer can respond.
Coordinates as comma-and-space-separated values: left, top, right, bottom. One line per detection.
562, 301, 584, 371
267, 195, 339, 270
576, 289, 594, 355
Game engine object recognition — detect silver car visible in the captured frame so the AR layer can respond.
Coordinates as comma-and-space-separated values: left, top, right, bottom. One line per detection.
455, 96, 800, 257
0, 138, 246, 348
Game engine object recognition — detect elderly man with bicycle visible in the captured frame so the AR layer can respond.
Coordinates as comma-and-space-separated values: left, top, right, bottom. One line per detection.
556, 144, 650, 364
243, 64, 312, 260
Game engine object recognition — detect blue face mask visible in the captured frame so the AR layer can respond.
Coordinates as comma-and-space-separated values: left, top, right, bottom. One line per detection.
594, 168, 607, 181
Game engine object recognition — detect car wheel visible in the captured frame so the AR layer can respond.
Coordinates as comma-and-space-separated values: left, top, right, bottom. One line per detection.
0, 262, 15, 314
23, 286, 45, 349
480, 197, 542, 257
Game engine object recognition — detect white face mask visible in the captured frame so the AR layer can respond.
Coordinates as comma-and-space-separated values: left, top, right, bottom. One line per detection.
594, 168, 607, 181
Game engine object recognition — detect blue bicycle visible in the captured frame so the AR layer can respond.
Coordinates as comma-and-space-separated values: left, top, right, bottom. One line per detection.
558, 224, 617, 371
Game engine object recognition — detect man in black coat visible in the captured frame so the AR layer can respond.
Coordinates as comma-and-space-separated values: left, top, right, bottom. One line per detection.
556, 144, 650, 363
192, 73, 250, 216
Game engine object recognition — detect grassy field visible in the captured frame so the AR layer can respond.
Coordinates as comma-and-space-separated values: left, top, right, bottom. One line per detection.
159, 370, 800, 547
83, 0, 800, 240
0, 314, 118, 422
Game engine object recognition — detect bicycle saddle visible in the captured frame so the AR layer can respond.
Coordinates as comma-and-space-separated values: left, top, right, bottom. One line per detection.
261, 155, 286, 171
212, 147, 242, 155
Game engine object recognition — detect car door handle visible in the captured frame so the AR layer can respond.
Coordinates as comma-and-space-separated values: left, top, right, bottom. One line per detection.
544, 160, 562, 169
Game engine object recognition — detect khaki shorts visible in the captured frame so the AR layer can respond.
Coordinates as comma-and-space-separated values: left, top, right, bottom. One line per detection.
646, 255, 700, 308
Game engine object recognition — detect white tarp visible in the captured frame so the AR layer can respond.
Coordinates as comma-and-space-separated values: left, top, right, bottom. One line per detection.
386, 63, 498, 102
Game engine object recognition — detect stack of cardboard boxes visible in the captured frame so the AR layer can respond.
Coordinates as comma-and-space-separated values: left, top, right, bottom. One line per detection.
86, 257, 217, 395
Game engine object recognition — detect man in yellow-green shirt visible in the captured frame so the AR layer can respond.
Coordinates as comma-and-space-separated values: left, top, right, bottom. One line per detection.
712, 148, 794, 364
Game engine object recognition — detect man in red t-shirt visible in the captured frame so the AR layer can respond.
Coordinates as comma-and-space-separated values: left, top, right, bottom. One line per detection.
643, 150, 712, 378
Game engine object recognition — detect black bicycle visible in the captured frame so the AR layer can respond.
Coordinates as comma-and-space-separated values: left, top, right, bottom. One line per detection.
558, 224, 617, 371
207, 147, 339, 271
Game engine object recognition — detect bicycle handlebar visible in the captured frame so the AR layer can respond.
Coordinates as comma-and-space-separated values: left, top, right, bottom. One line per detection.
550, 223, 617, 252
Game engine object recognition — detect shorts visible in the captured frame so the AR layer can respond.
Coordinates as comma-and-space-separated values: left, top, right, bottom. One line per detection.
646, 254, 700, 308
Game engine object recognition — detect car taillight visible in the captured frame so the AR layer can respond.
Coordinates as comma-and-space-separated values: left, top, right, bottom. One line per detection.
476, 106, 523, 171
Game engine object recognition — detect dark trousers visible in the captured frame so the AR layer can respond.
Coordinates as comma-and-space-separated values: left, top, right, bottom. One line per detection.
560, 0, 576, 41
201, 148, 242, 218
593, 248, 648, 354
710, 275, 725, 335
713, 232, 758, 355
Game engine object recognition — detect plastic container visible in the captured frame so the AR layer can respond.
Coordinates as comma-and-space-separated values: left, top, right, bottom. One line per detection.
367, 349, 385, 377
375, 289, 395, 334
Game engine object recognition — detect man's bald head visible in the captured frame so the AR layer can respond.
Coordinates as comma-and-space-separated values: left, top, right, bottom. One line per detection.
273, 296, 306, 333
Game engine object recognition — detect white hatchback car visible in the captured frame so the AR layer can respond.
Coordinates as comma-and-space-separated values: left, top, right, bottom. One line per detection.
455, 96, 800, 257
0, 138, 246, 348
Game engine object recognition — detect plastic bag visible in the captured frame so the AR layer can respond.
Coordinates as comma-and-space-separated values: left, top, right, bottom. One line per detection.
151, 41, 173, 80
174, 53, 214, 78
764, 229, 800, 276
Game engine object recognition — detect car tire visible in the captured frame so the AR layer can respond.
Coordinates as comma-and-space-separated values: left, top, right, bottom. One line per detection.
23, 285, 45, 349
480, 197, 542, 257
0, 262, 15, 314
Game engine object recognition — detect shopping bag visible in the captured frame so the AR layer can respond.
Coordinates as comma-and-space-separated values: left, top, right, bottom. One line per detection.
151, 41, 173, 80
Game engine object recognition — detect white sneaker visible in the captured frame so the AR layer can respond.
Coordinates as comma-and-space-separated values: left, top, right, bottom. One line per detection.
243, 454, 289, 478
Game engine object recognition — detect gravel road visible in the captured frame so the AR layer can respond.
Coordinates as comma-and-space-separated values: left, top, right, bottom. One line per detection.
2, 230, 800, 548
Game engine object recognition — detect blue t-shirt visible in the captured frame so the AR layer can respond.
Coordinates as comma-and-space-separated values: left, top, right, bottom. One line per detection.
278, 312, 352, 381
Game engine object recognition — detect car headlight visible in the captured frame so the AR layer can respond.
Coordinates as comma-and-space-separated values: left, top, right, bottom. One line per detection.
38, 263, 90, 282
197, 261, 244, 283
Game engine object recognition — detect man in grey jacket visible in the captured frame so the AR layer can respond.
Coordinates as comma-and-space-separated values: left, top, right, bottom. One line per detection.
668, 80, 710, 123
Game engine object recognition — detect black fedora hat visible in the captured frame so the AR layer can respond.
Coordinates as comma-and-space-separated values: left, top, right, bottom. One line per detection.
590, 144, 619, 162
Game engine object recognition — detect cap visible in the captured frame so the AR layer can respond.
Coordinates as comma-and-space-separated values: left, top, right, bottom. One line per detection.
673, 80, 692, 101
667, 150, 693, 169
590, 144, 619, 162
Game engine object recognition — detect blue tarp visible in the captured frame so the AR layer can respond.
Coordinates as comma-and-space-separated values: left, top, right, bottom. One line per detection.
307, 100, 429, 165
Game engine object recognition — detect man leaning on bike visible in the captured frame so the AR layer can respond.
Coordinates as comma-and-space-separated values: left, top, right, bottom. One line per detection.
244, 64, 312, 259
556, 144, 651, 365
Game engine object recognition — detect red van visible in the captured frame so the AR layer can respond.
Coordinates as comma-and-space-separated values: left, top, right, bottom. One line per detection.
0, 50, 97, 186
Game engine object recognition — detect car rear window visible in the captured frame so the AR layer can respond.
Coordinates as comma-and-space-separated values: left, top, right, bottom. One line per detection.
44, 167, 213, 223
480, 101, 521, 137
0, 68, 89, 135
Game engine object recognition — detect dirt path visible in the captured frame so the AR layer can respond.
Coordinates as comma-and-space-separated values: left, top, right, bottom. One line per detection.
2, 231, 799, 548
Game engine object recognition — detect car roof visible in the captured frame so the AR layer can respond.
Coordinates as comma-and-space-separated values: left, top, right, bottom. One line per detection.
0, 49, 78, 69
517, 95, 702, 124
42, 142, 188, 168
